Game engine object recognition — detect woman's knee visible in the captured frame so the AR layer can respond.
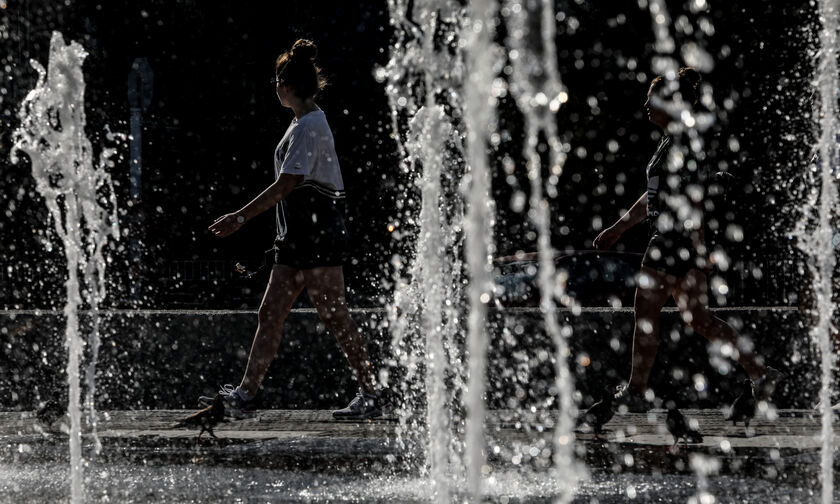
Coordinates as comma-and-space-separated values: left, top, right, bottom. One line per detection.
634, 288, 668, 318
258, 302, 289, 328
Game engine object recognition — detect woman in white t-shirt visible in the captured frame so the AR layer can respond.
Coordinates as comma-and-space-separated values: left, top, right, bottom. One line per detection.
206, 39, 387, 420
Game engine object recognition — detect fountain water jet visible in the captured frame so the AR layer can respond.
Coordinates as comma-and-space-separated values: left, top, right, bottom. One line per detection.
502, 0, 583, 499
384, 1, 587, 501
383, 1, 505, 500
11, 31, 119, 504
461, 1, 498, 500
382, 4, 473, 498
796, 1, 840, 502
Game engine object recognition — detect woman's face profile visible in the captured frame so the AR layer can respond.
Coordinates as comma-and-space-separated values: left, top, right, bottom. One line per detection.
276, 78, 292, 107
644, 84, 670, 129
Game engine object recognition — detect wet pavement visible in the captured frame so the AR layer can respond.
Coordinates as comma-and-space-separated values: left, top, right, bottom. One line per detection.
0, 408, 835, 479
2, 408, 838, 503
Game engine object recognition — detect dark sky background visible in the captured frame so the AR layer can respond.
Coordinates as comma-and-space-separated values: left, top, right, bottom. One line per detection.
0, 0, 818, 309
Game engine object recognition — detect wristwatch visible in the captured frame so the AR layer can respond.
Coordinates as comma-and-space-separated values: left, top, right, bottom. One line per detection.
235, 215, 245, 224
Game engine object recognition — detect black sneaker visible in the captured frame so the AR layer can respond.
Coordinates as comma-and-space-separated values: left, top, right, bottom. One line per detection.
332, 390, 393, 420
198, 384, 256, 420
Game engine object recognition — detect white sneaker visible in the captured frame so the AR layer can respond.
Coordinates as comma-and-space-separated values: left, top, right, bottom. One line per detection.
332, 389, 394, 420
198, 384, 256, 419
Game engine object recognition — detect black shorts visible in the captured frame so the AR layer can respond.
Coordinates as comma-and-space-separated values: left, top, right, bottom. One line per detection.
273, 185, 349, 270
641, 232, 700, 278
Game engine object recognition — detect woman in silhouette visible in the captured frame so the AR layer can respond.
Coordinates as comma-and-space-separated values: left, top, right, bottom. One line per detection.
206, 39, 387, 420
594, 67, 782, 410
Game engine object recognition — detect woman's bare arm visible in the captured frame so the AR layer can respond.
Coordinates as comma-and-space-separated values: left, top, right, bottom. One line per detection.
612, 192, 648, 233
236, 173, 303, 221
593, 192, 647, 250
208, 173, 304, 238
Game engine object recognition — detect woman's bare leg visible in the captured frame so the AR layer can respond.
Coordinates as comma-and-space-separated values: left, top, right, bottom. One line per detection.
238, 265, 305, 397
627, 266, 674, 396
303, 266, 376, 394
673, 268, 766, 380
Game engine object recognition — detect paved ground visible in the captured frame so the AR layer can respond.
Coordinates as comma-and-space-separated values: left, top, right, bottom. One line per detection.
0, 408, 835, 482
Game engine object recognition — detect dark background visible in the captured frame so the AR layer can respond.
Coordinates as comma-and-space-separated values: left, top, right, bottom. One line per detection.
0, 0, 817, 310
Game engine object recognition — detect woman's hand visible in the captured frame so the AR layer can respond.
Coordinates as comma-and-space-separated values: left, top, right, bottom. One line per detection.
208, 213, 244, 238
593, 226, 621, 250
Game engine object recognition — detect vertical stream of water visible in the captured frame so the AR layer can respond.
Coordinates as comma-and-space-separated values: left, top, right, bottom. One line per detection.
503, 1, 582, 500
11, 31, 119, 504
462, 1, 497, 500
810, 2, 839, 502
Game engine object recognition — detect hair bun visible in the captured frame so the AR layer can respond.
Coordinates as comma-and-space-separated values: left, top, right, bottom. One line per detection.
291, 39, 318, 61
678, 67, 702, 89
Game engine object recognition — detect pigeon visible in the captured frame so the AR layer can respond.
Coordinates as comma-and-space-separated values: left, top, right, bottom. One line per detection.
35, 398, 66, 426
726, 379, 756, 429
666, 405, 703, 447
578, 389, 615, 439
172, 394, 226, 441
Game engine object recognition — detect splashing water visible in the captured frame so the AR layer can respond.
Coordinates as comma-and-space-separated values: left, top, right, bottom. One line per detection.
503, 0, 583, 500
461, 0, 498, 500
796, 1, 840, 502
688, 453, 721, 504
381, 1, 600, 502
382, 0, 504, 500
383, 1, 469, 491
413, 102, 453, 500
11, 31, 120, 504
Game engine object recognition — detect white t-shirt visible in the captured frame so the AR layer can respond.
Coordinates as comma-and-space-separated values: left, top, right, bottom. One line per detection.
274, 109, 345, 192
